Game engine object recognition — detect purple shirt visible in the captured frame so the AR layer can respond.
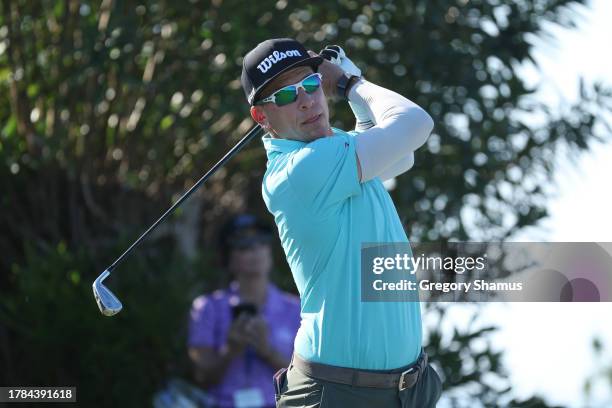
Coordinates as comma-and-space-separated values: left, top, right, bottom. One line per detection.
188, 282, 300, 408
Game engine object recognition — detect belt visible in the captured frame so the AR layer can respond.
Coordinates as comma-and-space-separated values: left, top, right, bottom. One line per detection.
290, 350, 428, 391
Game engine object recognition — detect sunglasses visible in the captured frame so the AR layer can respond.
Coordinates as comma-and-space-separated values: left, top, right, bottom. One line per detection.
255, 73, 322, 107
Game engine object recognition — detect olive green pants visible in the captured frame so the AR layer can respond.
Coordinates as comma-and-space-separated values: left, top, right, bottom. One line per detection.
274, 362, 443, 408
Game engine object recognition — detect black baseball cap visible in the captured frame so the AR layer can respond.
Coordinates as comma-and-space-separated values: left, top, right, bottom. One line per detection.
219, 214, 273, 251
241, 38, 323, 105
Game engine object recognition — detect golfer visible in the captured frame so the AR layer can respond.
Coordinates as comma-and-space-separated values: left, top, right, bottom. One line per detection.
241, 38, 442, 407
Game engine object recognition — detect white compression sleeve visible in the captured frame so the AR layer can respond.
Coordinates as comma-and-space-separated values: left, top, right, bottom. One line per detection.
378, 153, 415, 181
348, 100, 375, 131
349, 87, 415, 181
349, 79, 433, 182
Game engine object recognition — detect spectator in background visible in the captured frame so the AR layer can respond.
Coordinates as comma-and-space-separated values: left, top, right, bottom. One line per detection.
188, 214, 301, 408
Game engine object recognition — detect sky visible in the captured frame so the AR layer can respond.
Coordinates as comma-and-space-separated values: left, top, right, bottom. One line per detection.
430, 0, 612, 406
500, 0, 612, 401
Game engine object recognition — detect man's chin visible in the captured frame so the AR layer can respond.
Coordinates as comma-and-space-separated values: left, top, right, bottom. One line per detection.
303, 126, 333, 141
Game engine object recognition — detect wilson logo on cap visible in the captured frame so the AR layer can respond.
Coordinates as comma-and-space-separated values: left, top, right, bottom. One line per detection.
257, 49, 303, 73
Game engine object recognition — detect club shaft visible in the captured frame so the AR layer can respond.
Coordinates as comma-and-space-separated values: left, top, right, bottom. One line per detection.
106, 124, 264, 272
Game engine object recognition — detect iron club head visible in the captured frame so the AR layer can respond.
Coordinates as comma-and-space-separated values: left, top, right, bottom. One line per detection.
91, 125, 263, 316
92, 269, 123, 316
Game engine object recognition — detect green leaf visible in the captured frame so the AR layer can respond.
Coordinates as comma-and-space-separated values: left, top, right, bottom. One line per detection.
2, 116, 16, 138
27, 83, 39, 97
160, 115, 174, 130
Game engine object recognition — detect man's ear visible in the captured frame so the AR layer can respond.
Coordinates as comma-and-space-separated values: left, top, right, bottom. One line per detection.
250, 106, 267, 126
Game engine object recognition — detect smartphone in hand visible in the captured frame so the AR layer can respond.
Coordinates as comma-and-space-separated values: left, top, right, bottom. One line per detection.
231, 303, 258, 320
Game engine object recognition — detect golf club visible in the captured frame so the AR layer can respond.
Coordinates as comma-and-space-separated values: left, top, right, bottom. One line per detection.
93, 123, 264, 316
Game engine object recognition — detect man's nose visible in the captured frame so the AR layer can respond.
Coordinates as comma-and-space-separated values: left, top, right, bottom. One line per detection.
297, 88, 314, 110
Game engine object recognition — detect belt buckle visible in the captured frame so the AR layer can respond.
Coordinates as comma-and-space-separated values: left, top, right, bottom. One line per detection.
398, 367, 417, 391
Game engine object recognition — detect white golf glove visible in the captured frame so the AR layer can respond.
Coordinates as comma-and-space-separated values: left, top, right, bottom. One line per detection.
319, 45, 373, 130
319, 45, 362, 77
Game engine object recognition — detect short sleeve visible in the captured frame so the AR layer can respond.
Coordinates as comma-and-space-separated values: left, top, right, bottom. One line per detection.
287, 133, 360, 212
187, 295, 216, 348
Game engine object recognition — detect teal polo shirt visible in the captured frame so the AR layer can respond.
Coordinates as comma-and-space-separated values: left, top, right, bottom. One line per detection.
262, 128, 422, 370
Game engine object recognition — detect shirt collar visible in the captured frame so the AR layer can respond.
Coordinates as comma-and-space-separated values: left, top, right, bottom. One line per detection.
262, 133, 307, 159
261, 128, 347, 160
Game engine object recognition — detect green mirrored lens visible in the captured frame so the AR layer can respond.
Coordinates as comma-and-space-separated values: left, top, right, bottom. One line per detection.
275, 87, 297, 106
303, 75, 321, 93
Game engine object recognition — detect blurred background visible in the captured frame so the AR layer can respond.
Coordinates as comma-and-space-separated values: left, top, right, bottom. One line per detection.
1, 0, 611, 407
